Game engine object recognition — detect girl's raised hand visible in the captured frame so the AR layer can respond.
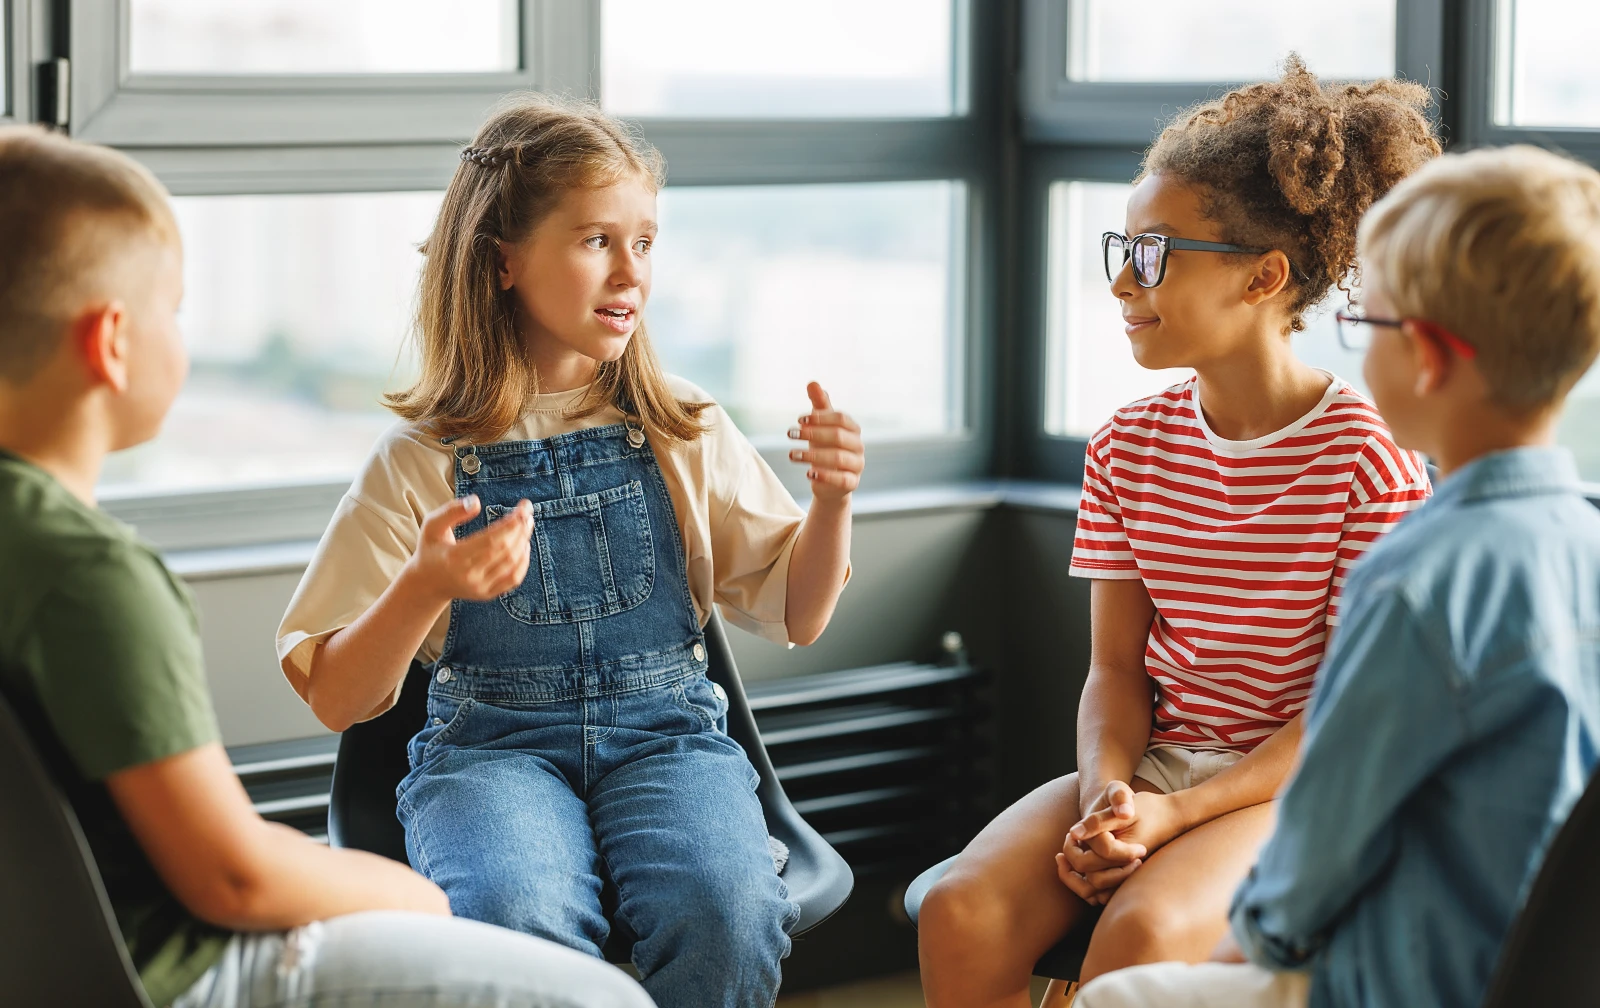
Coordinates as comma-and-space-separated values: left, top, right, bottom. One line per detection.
788, 382, 864, 500
406, 494, 534, 604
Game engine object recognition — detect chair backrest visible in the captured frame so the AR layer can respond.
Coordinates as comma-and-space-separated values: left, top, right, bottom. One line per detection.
326, 655, 429, 862
1482, 766, 1600, 1006
0, 689, 153, 1008
701, 613, 854, 935
327, 611, 853, 935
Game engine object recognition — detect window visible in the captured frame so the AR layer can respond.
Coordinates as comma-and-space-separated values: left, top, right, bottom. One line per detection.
69, 0, 566, 147
1, 8, 9, 117
1494, 0, 1600, 128
1067, 0, 1395, 83
102, 192, 440, 494
602, 0, 958, 118
68, 0, 983, 538
1021, 0, 1408, 145
653, 181, 964, 441
1042, 181, 1366, 438
128, 0, 520, 76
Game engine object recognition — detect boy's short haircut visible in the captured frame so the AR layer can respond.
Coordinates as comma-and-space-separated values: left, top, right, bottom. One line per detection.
1359, 145, 1600, 413
0, 125, 177, 383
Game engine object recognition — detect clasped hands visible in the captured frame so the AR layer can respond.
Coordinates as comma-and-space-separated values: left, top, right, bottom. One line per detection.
1054, 780, 1191, 906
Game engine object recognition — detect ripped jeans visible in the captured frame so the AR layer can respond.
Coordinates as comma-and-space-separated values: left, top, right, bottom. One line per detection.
169, 910, 654, 1008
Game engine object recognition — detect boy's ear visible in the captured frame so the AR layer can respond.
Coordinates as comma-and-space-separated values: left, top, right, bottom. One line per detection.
1403, 319, 1451, 397
1242, 251, 1293, 306
74, 302, 132, 394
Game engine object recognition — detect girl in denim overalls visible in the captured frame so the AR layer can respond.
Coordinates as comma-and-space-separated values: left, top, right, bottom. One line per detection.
275, 95, 861, 1008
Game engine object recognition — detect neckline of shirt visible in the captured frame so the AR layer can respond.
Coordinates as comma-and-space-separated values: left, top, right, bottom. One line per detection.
524, 383, 600, 414
1189, 369, 1343, 454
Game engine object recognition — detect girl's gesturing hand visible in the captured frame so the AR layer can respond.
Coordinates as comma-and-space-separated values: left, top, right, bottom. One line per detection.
788, 382, 864, 500
406, 494, 534, 605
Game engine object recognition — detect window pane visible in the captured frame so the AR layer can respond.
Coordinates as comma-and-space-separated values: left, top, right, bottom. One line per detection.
101, 192, 440, 494
1043, 181, 1367, 438
1068, 0, 1394, 83
652, 182, 964, 439
128, 0, 518, 75
603, 0, 955, 118
1560, 371, 1600, 482
2, 12, 9, 115
1497, 0, 1600, 127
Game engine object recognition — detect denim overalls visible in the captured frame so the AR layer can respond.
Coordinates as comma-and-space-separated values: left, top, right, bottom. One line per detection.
395, 422, 798, 1008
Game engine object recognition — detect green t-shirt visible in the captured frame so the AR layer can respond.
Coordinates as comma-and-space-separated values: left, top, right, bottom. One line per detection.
0, 451, 230, 1006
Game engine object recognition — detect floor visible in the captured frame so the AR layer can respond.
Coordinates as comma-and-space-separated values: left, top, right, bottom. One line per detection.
776, 971, 1052, 1007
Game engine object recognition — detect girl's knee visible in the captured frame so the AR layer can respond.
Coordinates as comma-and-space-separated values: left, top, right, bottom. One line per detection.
1082, 893, 1189, 980
918, 871, 1013, 950
638, 869, 791, 960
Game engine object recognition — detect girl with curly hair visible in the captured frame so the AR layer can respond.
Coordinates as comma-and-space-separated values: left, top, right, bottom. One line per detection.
918, 57, 1441, 1006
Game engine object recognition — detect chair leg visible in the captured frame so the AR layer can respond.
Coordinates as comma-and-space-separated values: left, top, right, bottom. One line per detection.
1039, 979, 1078, 1007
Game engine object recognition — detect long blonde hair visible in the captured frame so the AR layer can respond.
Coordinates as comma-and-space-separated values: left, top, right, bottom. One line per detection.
385, 93, 709, 442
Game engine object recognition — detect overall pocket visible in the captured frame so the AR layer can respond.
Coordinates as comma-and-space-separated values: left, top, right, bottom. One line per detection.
487, 480, 655, 624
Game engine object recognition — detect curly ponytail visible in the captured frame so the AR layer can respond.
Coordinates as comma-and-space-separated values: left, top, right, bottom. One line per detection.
1140, 54, 1442, 330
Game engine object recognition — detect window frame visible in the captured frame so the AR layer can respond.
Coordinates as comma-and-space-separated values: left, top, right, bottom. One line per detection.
60, 0, 1006, 551
1020, 0, 1446, 145
1016, 0, 1449, 482
2, 0, 31, 124
1453, 0, 1600, 162
68, 0, 594, 147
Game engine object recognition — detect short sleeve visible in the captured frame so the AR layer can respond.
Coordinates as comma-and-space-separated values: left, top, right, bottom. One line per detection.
1068, 424, 1140, 579
28, 546, 219, 780
275, 493, 420, 712
704, 408, 812, 645
1328, 440, 1431, 626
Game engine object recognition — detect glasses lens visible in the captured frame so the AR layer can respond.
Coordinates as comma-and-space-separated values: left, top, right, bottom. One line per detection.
1103, 234, 1127, 283
1336, 312, 1372, 351
1131, 235, 1163, 286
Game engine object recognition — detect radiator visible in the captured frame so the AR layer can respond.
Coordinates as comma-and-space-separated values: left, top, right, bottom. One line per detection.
231, 653, 989, 878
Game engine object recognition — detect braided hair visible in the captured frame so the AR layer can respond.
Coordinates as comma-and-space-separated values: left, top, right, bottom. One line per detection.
387, 93, 709, 444
1140, 54, 1442, 330
459, 145, 516, 169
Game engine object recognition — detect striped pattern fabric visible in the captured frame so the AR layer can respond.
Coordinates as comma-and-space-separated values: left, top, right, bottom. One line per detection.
1069, 376, 1430, 751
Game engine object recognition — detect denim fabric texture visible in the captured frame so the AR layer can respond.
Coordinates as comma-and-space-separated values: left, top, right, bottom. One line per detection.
1230, 447, 1600, 1008
397, 424, 796, 1008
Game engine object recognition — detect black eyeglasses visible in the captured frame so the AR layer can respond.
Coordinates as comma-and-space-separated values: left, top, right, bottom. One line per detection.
1102, 231, 1301, 288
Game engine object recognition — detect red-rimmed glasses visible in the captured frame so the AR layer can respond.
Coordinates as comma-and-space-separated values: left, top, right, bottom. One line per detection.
1334, 309, 1477, 359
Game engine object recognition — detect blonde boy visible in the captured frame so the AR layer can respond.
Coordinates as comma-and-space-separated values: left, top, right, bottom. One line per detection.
1077, 146, 1600, 1008
0, 125, 651, 1008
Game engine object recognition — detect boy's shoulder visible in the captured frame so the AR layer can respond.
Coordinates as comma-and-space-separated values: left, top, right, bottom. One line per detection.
0, 453, 154, 592
1348, 462, 1600, 673
0, 454, 198, 690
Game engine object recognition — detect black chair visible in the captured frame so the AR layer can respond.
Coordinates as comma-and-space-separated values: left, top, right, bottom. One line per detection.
1481, 764, 1600, 1006
0, 689, 153, 1007
903, 854, 1096, 983
327, 609, 855, 958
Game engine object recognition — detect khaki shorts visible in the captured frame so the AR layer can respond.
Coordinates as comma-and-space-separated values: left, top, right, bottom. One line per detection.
1078, 961, 1309, 1008
1131, 744, 1243, 794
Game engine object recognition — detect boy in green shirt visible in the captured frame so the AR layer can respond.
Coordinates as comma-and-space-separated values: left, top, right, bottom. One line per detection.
0, 127, 653, 1008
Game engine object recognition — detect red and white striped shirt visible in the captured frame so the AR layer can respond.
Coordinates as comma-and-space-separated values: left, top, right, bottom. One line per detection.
1069, 374, 1430, 752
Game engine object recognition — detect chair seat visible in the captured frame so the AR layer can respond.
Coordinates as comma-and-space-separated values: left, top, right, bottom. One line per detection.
904, 855, 1095, 982
328, 612, 853, 963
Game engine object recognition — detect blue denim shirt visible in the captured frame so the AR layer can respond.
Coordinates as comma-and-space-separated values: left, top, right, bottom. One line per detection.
1230, 447, 1600, 1008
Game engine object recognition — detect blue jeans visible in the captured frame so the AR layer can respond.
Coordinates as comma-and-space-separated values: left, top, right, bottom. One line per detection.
171, 910, 654, 1008
397, 674, 798, 1008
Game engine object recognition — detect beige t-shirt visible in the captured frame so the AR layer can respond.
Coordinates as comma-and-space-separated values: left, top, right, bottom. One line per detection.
276, 376, 807, 718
